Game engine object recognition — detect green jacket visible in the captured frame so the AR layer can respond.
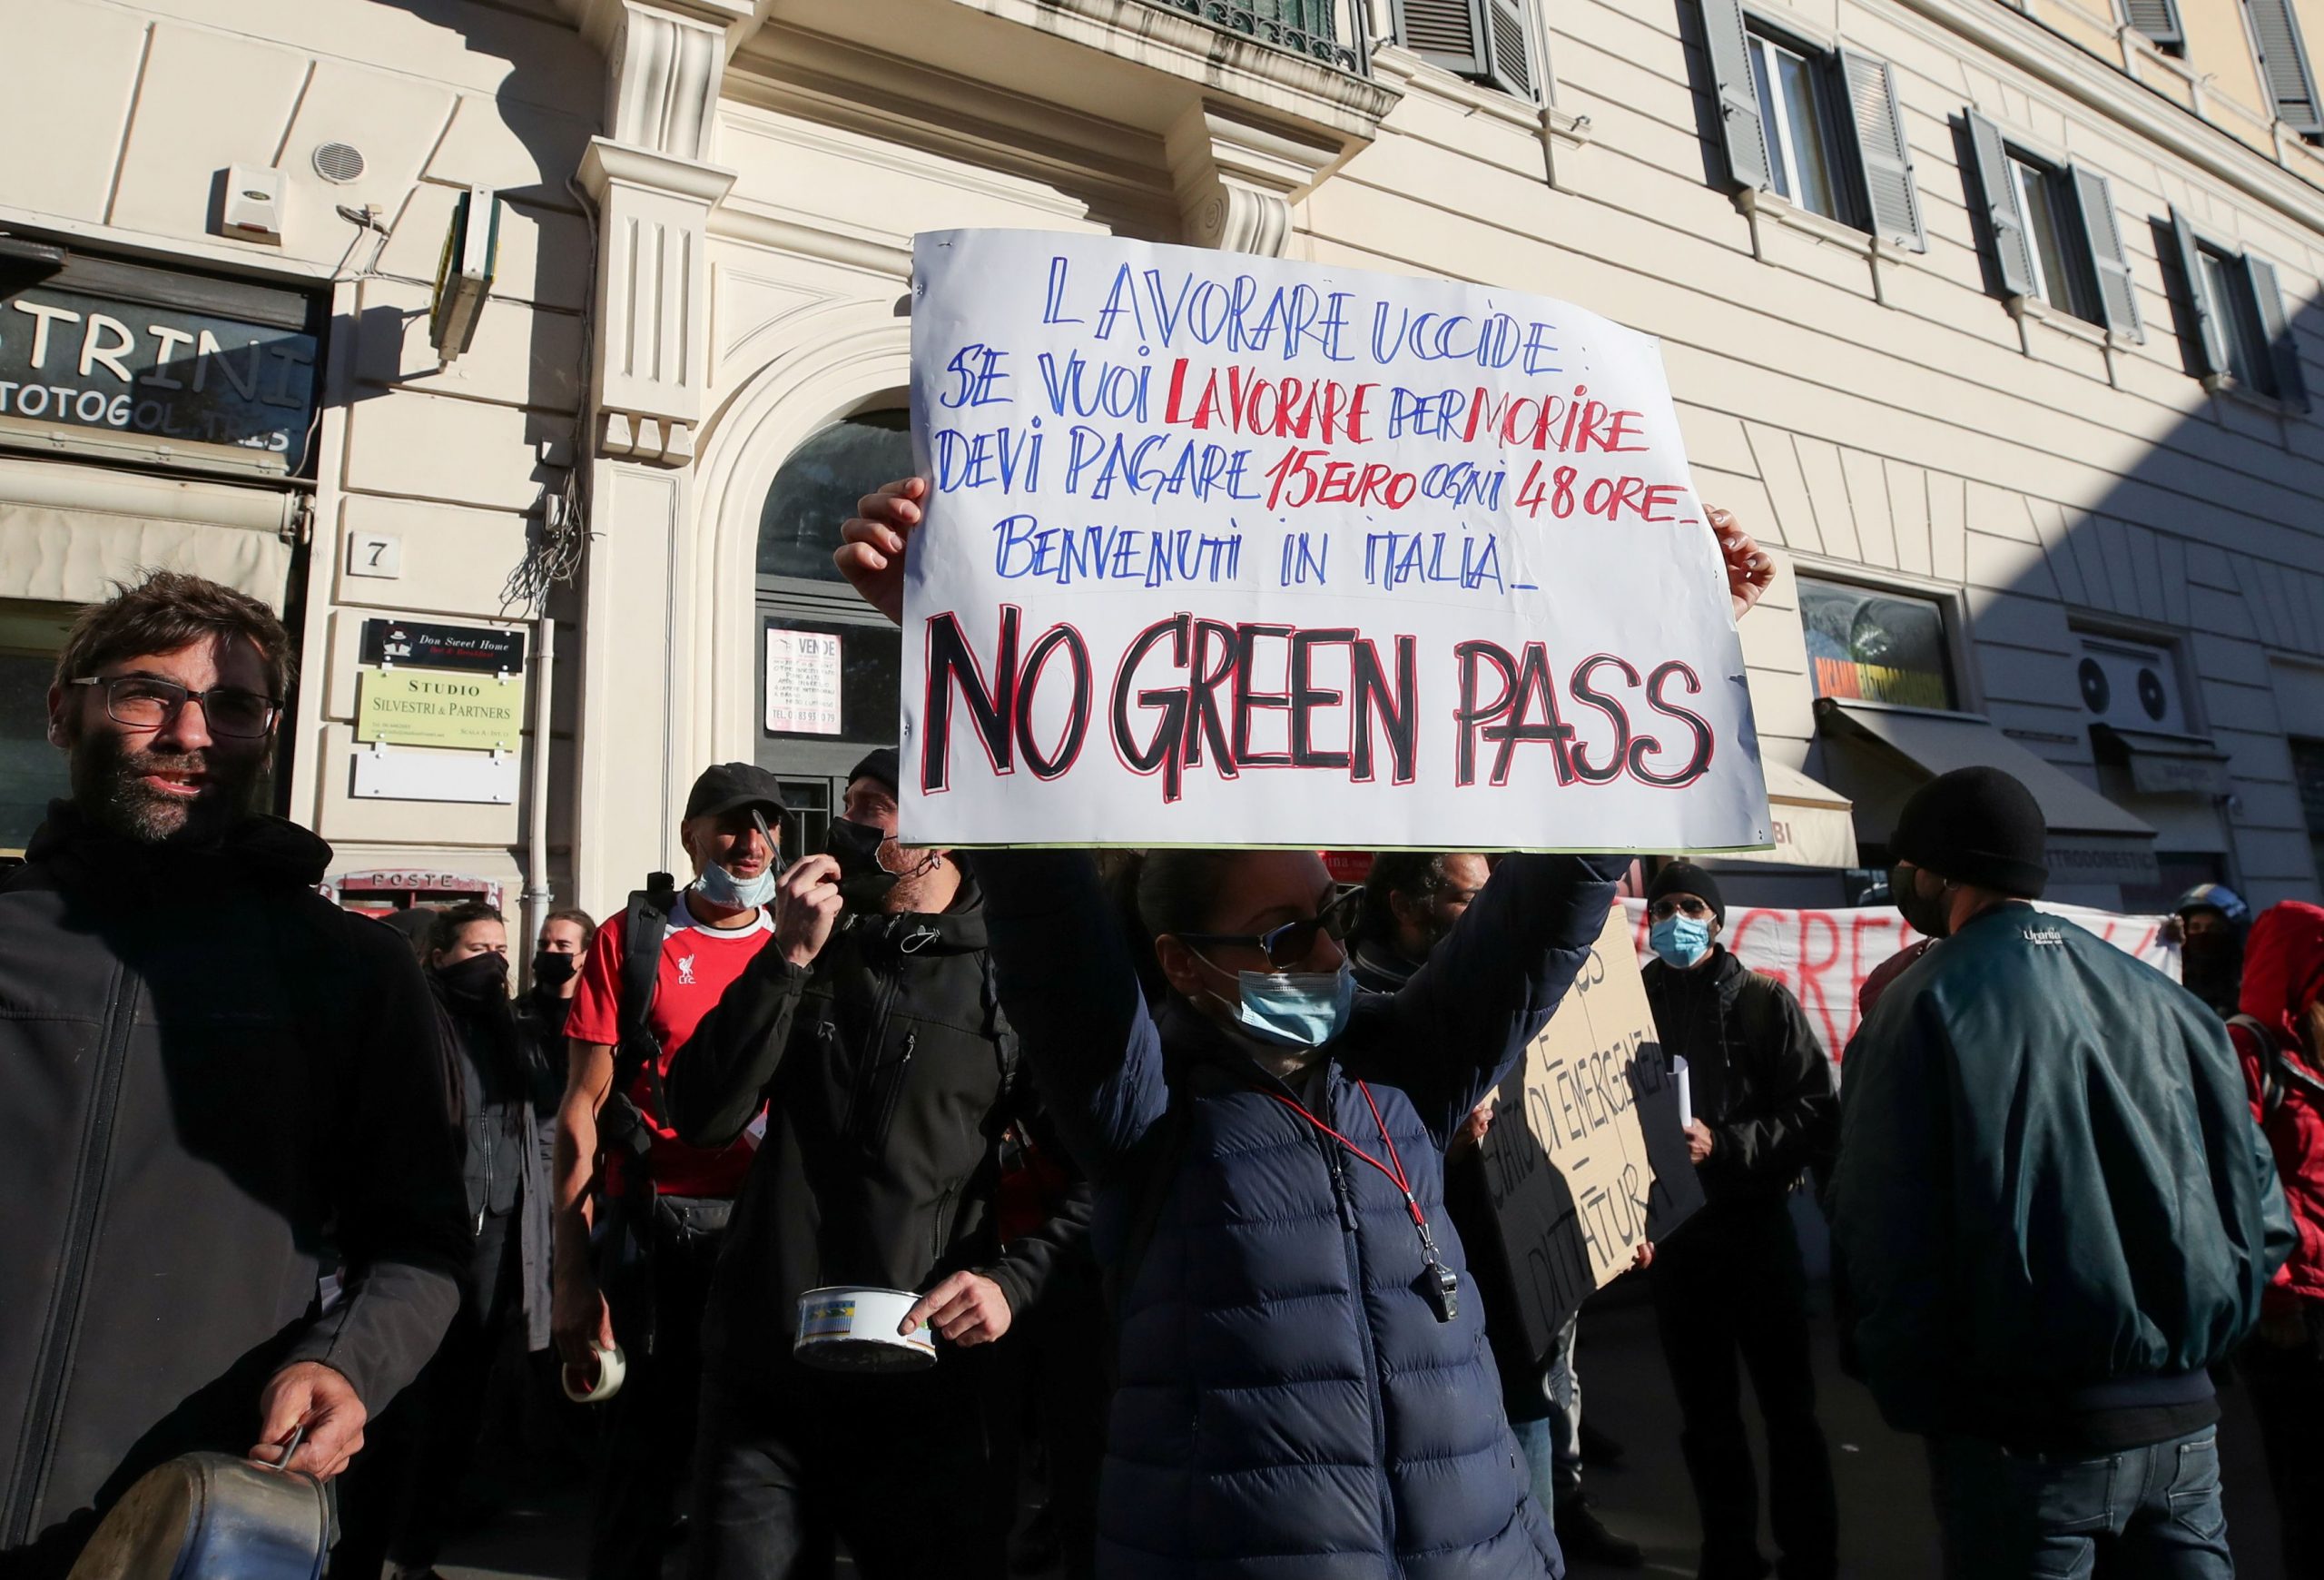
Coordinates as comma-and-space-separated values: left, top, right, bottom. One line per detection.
1830, 904, 2291, 1443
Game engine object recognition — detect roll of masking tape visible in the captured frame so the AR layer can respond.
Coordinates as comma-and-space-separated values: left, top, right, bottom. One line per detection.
793, 1286, 938, 1373
561, 1343, 626, 1404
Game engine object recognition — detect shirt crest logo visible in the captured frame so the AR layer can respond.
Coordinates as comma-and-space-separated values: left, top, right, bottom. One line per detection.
676, 953, 697, 984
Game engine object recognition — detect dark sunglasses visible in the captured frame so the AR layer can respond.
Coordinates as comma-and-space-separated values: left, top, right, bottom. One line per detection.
1176, 886, 1364, 972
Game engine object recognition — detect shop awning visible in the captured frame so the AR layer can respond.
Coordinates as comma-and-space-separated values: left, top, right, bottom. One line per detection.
1817, 698, 2159, 888
0, 456, 297, 607
2090, 724, 2233, 798
1720, 758, 1859, 868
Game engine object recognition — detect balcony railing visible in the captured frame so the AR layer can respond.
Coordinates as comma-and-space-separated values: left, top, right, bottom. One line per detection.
1138, 0, 1372, 76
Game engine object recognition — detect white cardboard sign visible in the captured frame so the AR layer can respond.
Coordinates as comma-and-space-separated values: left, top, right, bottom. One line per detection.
901, 229, 1769, 851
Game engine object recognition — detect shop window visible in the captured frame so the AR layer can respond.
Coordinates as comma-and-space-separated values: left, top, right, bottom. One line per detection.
756, 409, 913, 584
0, 601, 75, 854
2293, 737, 2324, 885
760, 616, 901, 749
1799, 579, 1956, 710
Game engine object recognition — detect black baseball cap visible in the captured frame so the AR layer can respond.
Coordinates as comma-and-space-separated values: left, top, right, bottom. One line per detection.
684, 762, 790, 825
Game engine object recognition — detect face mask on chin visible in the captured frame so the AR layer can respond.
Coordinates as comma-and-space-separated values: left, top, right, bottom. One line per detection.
694, 860, 776, 911
1890, 863, 1953, 940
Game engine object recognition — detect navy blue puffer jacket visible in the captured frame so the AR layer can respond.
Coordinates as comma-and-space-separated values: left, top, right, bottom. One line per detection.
975, 852, 1623, 1579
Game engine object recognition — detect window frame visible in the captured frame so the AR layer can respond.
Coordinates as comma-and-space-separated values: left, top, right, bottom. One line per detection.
1744, 24, 1851, 226
2194, 241, 2274, 395
2004, 147, 2100, 323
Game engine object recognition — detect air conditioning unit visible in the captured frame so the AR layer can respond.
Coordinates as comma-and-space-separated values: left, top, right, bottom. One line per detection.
428, 187, 500, 360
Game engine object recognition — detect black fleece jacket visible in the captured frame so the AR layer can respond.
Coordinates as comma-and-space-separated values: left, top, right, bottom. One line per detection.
0, 805, 467, 1570
667, 876, 1092, 1381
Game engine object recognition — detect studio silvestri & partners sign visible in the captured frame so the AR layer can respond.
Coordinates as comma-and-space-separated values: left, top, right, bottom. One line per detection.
0, 280, 317, 473
356, 669, 526, 752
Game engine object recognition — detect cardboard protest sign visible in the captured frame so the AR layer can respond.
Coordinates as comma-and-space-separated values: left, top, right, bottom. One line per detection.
902, 229, 1769, 851
1618, 897, 2177, 1061
1474, 906, 1702, 1361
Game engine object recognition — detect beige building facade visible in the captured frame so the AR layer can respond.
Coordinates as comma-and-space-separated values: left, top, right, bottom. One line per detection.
8, 0, 2324, 928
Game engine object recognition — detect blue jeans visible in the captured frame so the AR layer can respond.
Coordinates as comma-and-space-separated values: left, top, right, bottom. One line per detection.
1926, 1428, 2233, 1579
1512, 1316, 1584, 1515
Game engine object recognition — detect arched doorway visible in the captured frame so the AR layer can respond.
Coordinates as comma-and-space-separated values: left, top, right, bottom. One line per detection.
752, 403, 912, 858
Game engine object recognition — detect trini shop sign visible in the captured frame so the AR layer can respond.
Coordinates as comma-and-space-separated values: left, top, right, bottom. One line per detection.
0, 275, 317, 474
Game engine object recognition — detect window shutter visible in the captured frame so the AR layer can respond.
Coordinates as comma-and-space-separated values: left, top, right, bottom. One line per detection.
2123, 0, 2184, 45
2245, 254, 2310, 408
2070, 163, 2144, 341
1481, 0, 1536, 98
2168, 207, 2229, 378
1398, 0, 1489, 77
1700, 0, 1771, 192
1965, 111, 2036, 298
2247, 0, 2324, 134
1840, 53, 1924, 251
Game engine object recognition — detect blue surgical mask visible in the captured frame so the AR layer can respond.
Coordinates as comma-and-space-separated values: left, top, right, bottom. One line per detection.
1217, 963, 1358, 1051
694, 860, 776, 911
1650, 914, 1714, 968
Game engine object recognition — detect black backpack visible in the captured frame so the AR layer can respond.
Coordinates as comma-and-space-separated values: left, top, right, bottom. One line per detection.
598, 872, 680, 1175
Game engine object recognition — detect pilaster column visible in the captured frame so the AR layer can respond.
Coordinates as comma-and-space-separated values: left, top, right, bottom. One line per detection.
573, 0, 738, 913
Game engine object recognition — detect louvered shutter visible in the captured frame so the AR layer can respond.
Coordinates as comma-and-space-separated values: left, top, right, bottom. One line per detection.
1840, 53, 1924, 250
2245, 255, 2310, 408
2168, 207, 2229, 378
1965, 111, 2036, 298
2070, 164, 2144, 341
2247, 0, 2324, 134
1482, 0, 1536, 98
1398, 0, 1489, 77
2123, 0, 2183, 45
1700, 0, 1771, 191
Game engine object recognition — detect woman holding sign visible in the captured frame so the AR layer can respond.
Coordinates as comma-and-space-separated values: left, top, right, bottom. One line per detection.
836, 479, 1771, 1579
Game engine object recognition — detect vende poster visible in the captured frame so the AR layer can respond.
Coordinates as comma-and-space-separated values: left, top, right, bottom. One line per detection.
901, 229, 1771, 851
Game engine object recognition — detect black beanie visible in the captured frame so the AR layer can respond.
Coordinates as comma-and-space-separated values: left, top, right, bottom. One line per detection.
1647, 861, 1725, 924
849, 746, 900, 792
1891, 766, 2049, 899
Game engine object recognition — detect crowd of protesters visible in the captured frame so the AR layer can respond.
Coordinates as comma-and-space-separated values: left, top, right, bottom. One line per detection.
0, 481, 2314, 1580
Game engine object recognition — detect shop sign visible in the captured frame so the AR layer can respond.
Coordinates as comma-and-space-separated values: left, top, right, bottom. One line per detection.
0, 284, 316, 470
359, 617, 526, 675
356, 668, 525, 751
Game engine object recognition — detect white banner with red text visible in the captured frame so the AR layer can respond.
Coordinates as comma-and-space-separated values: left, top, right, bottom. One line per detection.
1620, 898, 2180, 1061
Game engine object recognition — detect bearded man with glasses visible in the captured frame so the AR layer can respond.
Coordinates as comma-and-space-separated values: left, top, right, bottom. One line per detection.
0, 572, 467, 1579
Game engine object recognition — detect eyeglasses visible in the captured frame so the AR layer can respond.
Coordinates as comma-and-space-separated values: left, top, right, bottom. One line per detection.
1649, 895, 1715, 921
1176, 886, 1364, 972
70, 675, 282, 738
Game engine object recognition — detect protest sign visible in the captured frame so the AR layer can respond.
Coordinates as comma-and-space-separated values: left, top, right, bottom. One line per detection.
1475, 906, 1702, 1360
901, 229, 1769, 851
1619, 897, 2177, 1060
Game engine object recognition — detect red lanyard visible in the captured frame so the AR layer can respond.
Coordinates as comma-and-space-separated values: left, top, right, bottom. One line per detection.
1265, 1081, 1438, 1252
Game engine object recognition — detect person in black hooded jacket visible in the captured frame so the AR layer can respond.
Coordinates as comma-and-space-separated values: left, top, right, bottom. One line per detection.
666, 746, 1093, 1580
0, 573, 466, 1579
1640, 861, 1838, 1580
